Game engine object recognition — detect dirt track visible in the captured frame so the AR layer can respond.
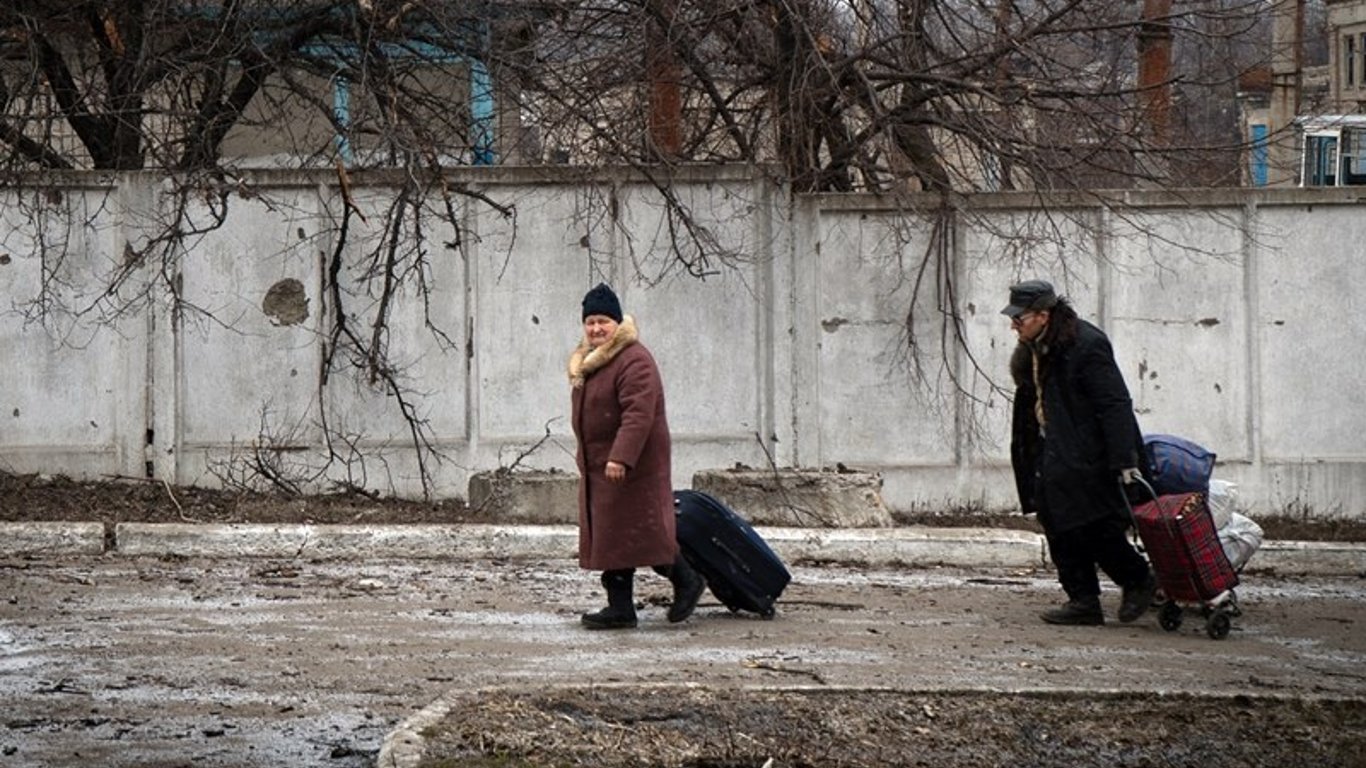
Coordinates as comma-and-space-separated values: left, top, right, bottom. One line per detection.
2, 555, 1365, 767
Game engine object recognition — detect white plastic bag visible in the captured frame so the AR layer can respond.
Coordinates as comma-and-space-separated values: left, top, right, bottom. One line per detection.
1218, 512, 1264, 571
1207, 478, 1237, 530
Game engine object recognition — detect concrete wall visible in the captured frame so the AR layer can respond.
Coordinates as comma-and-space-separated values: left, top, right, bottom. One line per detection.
1, 170, 1363, 518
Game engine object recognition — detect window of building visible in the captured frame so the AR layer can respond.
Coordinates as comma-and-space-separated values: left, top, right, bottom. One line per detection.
1349, 34, 1358, 88
1343, 131, 1366, 185
1304, 134, 1337, 186
1301, 125, 1366, 187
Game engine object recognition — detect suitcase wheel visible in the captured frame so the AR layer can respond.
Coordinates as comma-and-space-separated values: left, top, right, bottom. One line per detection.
1158, 601, 1183, 632
1205, 610, 1232, 640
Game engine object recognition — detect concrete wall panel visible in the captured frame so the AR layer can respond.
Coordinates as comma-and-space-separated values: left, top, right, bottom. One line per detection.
814, 211, 956, 465
474, 184, 603, 443
2, 174, 1364, 517
1257, 205, 1366, 460
1106, 210, 1250, 460
323, 187, 469, 443
0, 187, 141, 475
178, 189, 324, 456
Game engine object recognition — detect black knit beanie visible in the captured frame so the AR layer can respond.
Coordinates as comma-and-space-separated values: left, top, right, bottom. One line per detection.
581, 283, 623, 322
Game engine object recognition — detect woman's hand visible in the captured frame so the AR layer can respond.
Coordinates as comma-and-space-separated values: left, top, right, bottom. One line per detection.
605, 461, 627, 483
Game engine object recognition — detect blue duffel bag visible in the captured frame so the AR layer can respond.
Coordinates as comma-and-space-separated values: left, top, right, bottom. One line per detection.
1143, 434, 1217, 496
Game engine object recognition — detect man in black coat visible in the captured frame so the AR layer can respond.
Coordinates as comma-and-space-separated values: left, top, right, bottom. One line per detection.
1005, 280, 1157, 625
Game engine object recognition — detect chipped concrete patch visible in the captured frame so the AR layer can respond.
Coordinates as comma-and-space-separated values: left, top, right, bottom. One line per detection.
693, 467, 894, 527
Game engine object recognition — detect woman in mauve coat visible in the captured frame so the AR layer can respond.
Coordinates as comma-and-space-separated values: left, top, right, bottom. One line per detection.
567, 283, 703, 630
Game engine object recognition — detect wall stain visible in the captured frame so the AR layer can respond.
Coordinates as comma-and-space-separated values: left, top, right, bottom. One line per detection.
262, 278, 310, 326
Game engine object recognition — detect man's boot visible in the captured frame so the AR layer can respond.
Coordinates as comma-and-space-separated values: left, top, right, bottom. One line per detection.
655, 555, 705, 623
1119, 571, 1158, 623
581, 569, 637, 630
1040, 595, 1104, 626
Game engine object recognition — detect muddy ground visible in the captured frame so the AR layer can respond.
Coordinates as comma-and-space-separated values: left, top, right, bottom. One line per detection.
4, 556, 1364, 768
3, 473, 1366, 768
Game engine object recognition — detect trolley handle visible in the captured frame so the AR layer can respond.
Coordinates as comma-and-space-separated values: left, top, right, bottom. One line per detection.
1118, 474, 1159, 529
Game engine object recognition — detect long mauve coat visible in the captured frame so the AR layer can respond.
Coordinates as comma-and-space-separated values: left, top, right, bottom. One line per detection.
568, 316, 678, 571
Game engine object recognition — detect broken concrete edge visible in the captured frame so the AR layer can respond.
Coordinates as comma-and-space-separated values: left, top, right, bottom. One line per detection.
0, 521, 106, 556
0, 522, 1362, 576
762, 527, 1044, 569
378, 695, 453, 768
467, 467, 899, 528
377, 680, 1366, 768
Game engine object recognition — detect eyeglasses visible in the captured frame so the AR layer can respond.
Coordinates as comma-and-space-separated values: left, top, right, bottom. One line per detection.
1009, 311, 1036, 327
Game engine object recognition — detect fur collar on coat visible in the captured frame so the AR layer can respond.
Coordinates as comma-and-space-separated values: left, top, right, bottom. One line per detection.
1009, 343, 1033, 388
1008, 307, 1081, 388
567, 315, 638, 389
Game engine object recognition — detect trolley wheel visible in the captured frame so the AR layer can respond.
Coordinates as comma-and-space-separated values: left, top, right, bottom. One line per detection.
1158, 601, 1183, 632
1206, 611, 1232, 640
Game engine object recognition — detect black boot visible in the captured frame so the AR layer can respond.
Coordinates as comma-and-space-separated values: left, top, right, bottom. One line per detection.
581, 569, 637, 630
1119, 571, 1158, 623
1040, 595, 1104, 626
655, 555, 706, 623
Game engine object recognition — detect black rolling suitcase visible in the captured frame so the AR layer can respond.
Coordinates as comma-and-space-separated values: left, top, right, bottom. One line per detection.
673, 489, 791, 618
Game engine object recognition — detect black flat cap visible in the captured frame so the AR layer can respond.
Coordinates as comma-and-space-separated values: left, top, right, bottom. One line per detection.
1000, 279, 1058, 317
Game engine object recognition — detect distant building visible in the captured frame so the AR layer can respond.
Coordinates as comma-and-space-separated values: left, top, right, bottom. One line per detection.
1292, 0, 1366, 186
1327, 0, 1366, 111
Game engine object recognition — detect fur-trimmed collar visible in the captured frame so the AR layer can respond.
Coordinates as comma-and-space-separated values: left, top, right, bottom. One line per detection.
568, 315, 638, 388
1009, 343, 1034, 387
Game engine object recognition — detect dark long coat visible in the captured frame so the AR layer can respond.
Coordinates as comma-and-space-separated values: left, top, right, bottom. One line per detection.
1009, 317, 1146, 534
568, 317, 678, 571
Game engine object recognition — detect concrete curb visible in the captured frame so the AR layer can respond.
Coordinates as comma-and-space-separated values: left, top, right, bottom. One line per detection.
113, 522, 579, 561
0, 522, 1044, 569
377, 696, 454, 768
762, 526, 1045, 568
1, 521, 1364, 576
1249, 540, 1366, 576
0, 521, 106, 556
111, 523, 1044, 569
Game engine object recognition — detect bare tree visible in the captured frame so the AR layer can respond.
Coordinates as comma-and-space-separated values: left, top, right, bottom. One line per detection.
0, 0, 540, 496
501, 0, 1276, 406
509, 0, 1274, 192
0, 0, 1285, 491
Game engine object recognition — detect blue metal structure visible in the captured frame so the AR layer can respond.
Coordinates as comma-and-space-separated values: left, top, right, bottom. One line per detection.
1249, 123, 1268, 187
